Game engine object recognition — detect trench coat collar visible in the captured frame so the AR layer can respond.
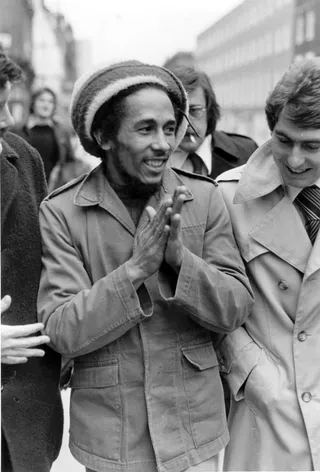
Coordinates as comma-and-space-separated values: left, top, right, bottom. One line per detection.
233, 140, 283, 204
73, 163, 194, 236
233, 140, 313, 274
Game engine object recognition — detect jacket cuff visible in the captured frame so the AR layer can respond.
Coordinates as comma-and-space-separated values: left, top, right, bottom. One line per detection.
158, 248, 195, 302
118, 263, 153, 319
216, 328, 261, 401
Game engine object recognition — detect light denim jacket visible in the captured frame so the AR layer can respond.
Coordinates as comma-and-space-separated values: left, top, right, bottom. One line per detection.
38, 165, 253, 472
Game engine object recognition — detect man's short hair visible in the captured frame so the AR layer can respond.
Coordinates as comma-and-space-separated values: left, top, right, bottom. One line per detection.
165, 65, 221, 136
30, 86, 57, 115
265, 58, 320, 131
0, 52, 22, 88
163, 51, 196, 70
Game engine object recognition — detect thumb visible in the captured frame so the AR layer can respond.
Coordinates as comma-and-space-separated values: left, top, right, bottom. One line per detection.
145, 206, 157, 221
1, 295, 12, 314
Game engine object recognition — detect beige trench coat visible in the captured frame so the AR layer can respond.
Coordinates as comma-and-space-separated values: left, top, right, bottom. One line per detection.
217, 141, 320, 471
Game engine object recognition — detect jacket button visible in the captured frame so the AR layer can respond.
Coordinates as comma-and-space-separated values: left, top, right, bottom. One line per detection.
278, 280, 288, 290
13, 397, 20, 403
219, 356, 225, 366
297, 331, 307, 342
302, 392, 312, 403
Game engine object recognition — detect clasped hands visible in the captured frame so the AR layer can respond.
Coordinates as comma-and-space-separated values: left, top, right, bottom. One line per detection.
126, 186, 187, 286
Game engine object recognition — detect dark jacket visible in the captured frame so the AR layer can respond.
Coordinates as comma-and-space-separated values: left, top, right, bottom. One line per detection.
210, 130, 258, 179
1, 132, 63, 472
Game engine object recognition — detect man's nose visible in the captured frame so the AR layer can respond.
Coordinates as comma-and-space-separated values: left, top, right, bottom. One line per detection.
0, 105, 15, 129
287, 145, 305, 168
152, 132, 171, 151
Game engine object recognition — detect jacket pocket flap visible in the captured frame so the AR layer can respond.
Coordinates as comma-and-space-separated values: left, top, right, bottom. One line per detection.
182, 343, 218, 370
70, 360, 118, 388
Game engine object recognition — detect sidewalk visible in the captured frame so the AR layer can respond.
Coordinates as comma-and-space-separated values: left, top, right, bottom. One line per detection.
52, 390, 83, 472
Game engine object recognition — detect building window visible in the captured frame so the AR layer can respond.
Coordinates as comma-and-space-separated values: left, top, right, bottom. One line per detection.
295, 15, 304, 45
305, 9, 316, 42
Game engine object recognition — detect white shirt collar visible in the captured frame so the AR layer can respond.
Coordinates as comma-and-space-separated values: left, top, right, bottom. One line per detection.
168, 135, 212, 175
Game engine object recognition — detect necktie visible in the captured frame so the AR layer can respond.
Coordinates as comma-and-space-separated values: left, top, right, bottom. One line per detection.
188, 153, 203, 175
295, 185, 320, 244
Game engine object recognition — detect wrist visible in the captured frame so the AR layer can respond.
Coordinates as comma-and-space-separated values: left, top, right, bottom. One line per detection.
126, 259, 147, 289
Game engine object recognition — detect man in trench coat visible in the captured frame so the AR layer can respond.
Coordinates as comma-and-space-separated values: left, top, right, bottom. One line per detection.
217, 58, 320, 471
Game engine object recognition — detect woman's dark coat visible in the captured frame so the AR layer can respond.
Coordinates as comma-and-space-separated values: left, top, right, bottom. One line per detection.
1, 132, 63, 472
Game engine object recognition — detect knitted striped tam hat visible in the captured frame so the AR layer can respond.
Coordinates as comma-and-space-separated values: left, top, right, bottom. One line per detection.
70, 60, 189, 157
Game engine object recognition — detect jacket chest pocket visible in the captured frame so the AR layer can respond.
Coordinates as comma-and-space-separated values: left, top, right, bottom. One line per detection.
181, 342, 225, 447
70, 360, 122, 460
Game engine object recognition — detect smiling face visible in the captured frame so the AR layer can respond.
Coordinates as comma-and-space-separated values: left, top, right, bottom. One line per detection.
33, 90, 55, 119
271, 109, 320, 188
102, 87, 177, 192
0, 81, 14, 142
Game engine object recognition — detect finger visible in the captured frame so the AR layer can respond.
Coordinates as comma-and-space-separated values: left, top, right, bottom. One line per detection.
8, 323, 45, 338
152, 196, 173, 227
145, 206, 157, 221
1, 295, 12, 314
1, 356, 28, 365
158, 224, 170, 247
2, 348, 46, 358
171, 195, 186, 223
169, 214, 181, 238
172, 187, 187, 215
9, 335, 50, 348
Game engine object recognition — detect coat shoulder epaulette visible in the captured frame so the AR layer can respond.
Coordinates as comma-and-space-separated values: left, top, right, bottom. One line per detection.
171, 167, 218, 186
45, 173, 86, 200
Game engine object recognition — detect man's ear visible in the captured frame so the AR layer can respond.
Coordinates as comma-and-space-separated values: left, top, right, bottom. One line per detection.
93, 129, 112, 151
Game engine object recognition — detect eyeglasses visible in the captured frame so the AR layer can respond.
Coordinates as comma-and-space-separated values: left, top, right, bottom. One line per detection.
189, 106, 206, 120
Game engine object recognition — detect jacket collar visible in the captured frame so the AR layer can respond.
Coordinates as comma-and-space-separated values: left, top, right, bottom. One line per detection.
1, 136, 20, 161
73, 164, 194, 236
213, 130, 241, 160
233, 139, 283, 204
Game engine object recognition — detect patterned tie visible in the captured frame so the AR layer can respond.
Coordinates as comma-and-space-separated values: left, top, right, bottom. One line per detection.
295, 185, 320, 244
188, 153, 203, 175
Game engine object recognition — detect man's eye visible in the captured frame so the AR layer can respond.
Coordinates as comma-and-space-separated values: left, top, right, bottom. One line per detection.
305, 143, 320, 151
277, 136, 290, 144
139, 126, 152, 133
165, 126, 176, 135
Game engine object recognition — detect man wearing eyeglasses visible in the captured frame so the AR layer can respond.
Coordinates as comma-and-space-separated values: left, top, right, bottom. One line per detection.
166, 66, 257, 178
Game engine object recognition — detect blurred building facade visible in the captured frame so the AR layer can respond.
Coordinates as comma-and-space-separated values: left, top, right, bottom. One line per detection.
0, 0, 77, 124
196, 0, 295, 144
293, 0, 320, 60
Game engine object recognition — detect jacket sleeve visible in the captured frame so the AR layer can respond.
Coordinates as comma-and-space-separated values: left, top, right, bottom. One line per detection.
37, 200, 153, 357
216, 326, 262, 400
159, 184, 254, 333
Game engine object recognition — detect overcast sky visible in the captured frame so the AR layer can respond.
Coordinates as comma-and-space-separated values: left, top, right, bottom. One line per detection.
46, 0, 243, 65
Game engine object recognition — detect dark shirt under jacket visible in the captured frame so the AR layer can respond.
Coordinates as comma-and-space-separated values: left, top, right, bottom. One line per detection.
27, 125, 59, 180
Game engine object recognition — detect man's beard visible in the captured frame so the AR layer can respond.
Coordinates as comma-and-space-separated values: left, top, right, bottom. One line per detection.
105, 157, 163, 199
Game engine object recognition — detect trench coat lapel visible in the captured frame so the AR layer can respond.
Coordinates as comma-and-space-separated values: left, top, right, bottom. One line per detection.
304, 230, 320, 278
234, 140, 312, 273
249, 195, 312, 273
